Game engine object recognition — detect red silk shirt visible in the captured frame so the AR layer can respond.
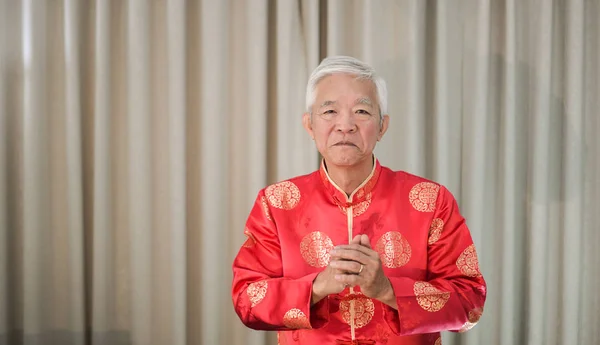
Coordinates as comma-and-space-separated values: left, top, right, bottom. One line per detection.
232, 159, 487, 345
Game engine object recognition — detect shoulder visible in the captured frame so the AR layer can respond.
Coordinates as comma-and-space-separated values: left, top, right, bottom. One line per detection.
262, 170, 318, 193
378, 165, 455, 210
258, 170, 320, 210
380, 165, 442, 188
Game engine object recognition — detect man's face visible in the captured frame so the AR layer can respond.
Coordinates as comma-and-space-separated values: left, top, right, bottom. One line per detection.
303, 73, 389, 168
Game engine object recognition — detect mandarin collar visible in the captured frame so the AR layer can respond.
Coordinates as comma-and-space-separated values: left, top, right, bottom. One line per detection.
318, 156, 381, 207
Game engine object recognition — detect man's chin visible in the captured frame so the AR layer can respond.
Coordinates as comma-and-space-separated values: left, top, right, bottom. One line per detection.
324, 155, 363, 168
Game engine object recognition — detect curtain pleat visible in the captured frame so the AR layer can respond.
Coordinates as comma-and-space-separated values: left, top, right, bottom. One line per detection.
89, 0, 112, 342
0, 0, 7, 336
560, 1, 585, 345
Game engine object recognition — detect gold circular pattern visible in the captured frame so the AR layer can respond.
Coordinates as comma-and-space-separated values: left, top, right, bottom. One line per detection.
428, 218, 444, 245
409, 182, 440, 212
352, 198, 371, 217
414, 281, 450, 312
456, 244, 482, 277
265, 181, 301, 210
242, 228, 256, 248
375, 232, 412, 268
283, 308, 310, 329
458, 307, 483, 332
300, 231, 334, 267
260, 196, 272, 221
247, 280, 267, 307
339, 293, 375, 329
434, 336, 442, 345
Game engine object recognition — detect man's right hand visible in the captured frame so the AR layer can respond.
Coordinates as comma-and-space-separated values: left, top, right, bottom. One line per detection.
311, 235, 363, 305
311, 264, 348, 305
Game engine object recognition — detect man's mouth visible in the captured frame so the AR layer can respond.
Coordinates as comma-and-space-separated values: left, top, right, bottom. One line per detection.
334, 141, 357, 147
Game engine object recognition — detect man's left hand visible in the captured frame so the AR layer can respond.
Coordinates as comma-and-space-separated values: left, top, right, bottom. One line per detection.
329, 234, 397, 308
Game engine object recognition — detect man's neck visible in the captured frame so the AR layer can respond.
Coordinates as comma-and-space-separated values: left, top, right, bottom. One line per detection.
324, 157, 374, 197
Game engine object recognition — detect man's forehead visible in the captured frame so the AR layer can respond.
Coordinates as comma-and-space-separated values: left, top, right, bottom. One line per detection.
318, 97, 374, 107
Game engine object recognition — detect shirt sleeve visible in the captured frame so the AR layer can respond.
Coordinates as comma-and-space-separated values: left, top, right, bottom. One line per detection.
231, 190, 330, 331
382, 185, 487, 335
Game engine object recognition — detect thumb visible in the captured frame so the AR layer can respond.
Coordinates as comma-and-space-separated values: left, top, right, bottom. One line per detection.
360, 234, 372, 248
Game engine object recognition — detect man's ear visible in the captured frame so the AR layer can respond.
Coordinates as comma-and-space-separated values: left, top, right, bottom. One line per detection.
377, 114, 390, 141
302, 112, 314, 140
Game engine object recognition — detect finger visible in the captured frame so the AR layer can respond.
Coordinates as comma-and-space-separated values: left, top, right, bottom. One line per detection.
329, 259, 363, 274
360, 234, 372, 249
329, 248, 370, 264
334, 273, 363, 286
350, 235, 362, 244
333, 244, 371, 253
332, 244, 377, 258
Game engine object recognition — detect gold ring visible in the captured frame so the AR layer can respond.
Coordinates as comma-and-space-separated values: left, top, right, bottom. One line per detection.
358, 264, 364, 274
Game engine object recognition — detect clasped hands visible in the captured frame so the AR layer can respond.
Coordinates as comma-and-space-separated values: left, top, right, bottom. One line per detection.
311, 234, 397, 309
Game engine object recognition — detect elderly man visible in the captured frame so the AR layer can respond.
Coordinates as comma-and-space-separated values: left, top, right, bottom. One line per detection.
231, 56, 486, 344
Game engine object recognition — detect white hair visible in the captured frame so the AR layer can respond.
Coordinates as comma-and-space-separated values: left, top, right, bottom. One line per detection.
305, 55, 388, 117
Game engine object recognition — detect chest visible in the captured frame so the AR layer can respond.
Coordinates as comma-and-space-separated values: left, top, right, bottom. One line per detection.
276, 191, 433, 280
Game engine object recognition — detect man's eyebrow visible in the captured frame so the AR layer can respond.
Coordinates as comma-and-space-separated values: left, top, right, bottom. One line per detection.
319, 100, 336, 108
356, 97, 373, 106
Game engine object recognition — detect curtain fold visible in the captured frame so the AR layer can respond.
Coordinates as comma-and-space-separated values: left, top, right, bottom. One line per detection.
0, 1, 598, 345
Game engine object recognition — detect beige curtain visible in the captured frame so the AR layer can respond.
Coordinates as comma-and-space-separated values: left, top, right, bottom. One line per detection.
0, 1, 598, 345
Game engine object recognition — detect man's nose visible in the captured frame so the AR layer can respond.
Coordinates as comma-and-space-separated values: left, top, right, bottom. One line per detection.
335, 111, 357, 133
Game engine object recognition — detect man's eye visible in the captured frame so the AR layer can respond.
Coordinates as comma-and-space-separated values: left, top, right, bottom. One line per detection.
323, 110, 335, 114
356, 109, 370, 115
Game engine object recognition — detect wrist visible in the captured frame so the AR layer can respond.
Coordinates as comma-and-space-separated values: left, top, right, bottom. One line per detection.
377, 278, 397, 309
311, 274, 326, 306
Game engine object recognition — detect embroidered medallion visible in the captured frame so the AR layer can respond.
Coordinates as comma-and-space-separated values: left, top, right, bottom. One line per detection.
414, 281, 450, 312
260, 196, 272, 220
283, 309, 310, 329
300, 231, 334, 267
428, 218, 444, 245
339, 293, 375, 329
375, 232, 412, 268
456, 244, 482, 277
265, 181, 301, 210
247, 280, 267, 307
409, 182, 439, 212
